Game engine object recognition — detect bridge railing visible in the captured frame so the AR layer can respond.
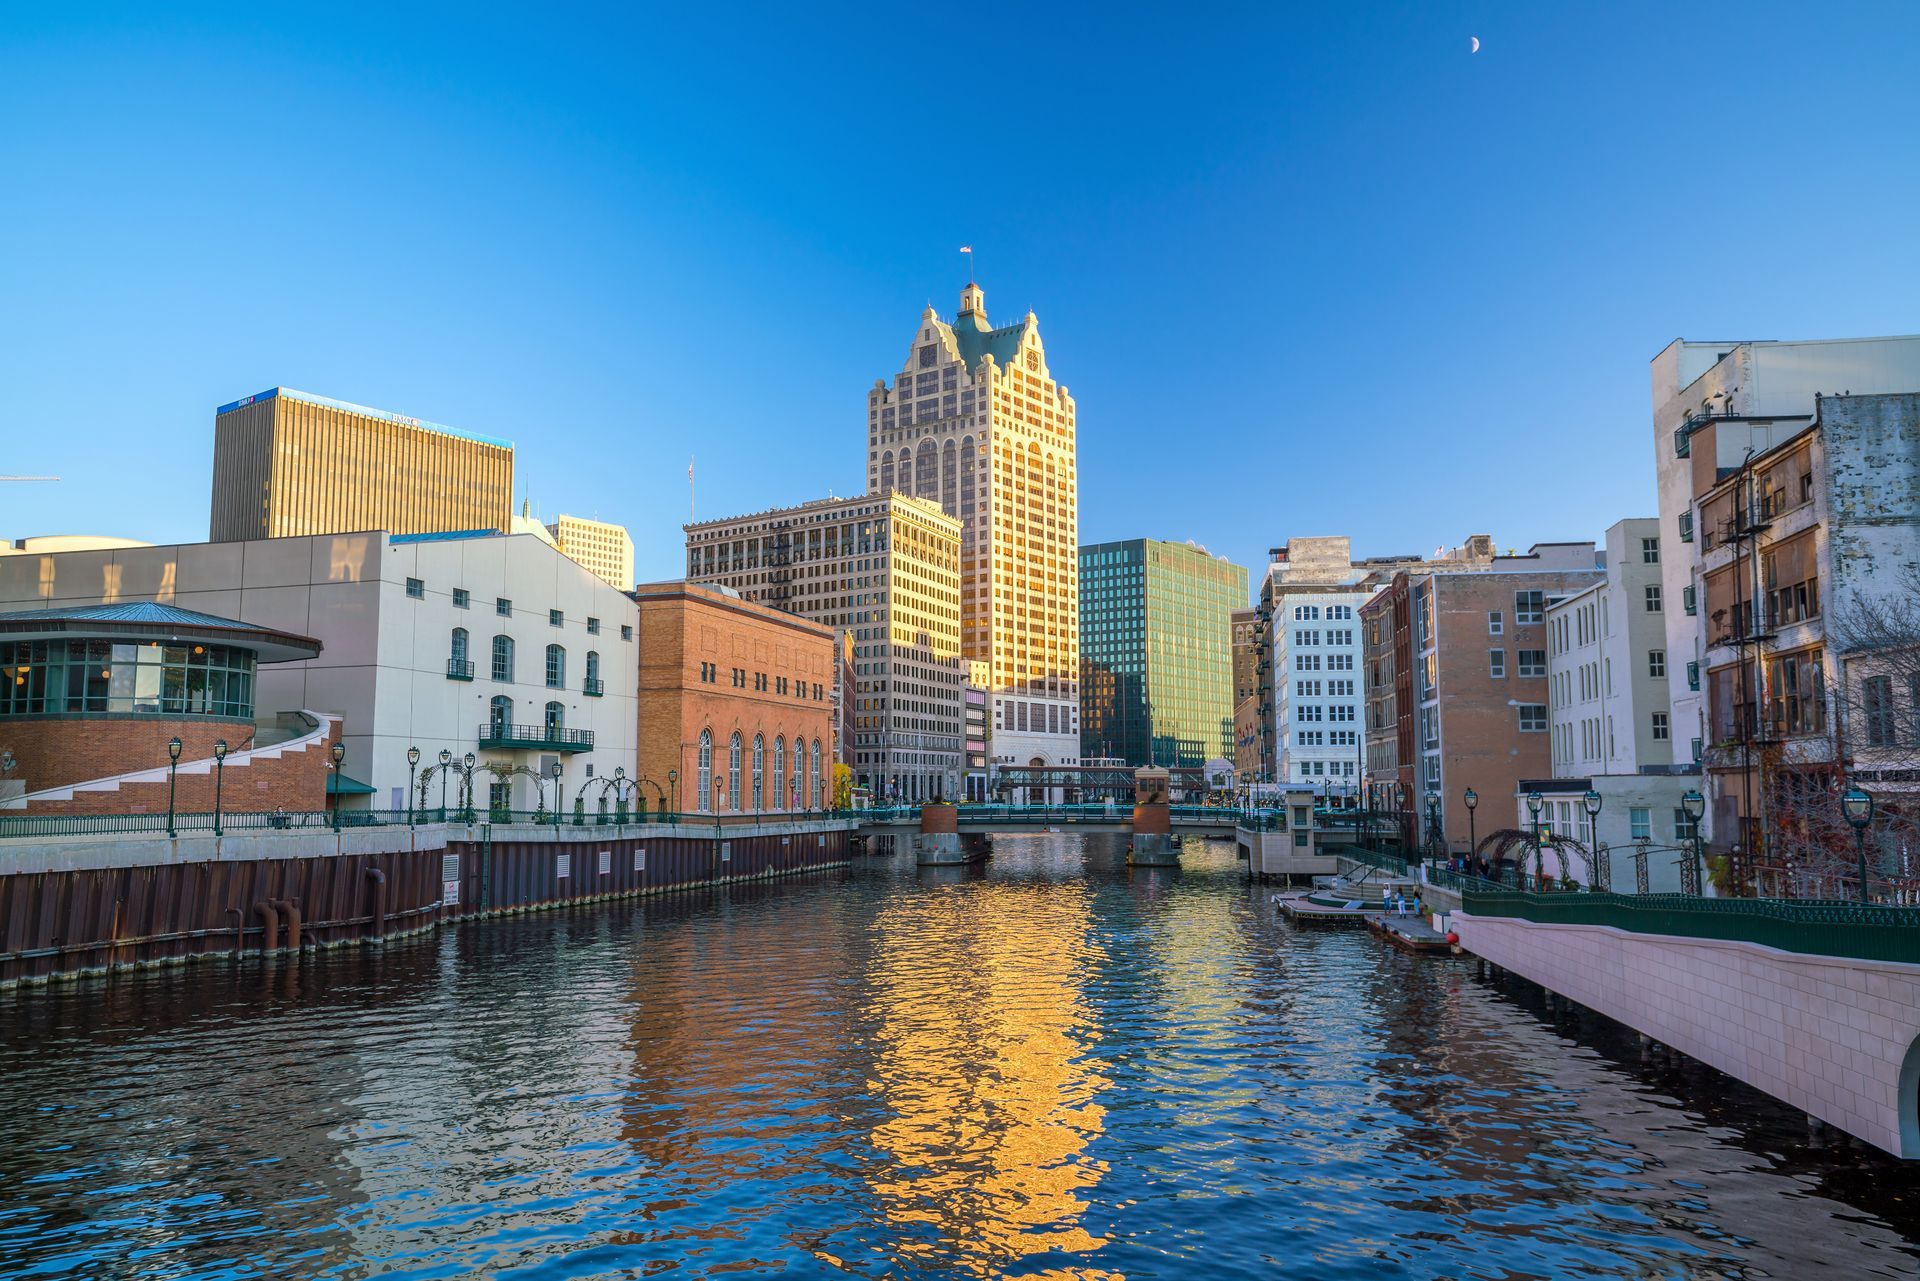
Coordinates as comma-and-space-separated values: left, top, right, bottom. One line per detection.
0, 806, 859, 841
852, 803, 1249, 825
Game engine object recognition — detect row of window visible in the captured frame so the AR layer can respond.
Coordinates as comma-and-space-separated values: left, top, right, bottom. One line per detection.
450, 631, 603, 690
403, 579, 632, 640
694, 729, 826, 811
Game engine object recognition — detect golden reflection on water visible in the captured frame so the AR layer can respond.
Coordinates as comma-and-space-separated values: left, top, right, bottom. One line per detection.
861, 874, 1120, 1279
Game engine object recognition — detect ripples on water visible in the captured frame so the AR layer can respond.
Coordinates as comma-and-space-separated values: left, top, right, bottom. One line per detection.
1, 836, 1917, 1280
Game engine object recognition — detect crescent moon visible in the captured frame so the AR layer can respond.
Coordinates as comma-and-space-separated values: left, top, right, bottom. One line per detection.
1470, 36, 1480, 52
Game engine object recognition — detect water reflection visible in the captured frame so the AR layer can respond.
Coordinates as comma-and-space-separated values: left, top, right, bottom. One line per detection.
865, 837, 1112, 1276
0, 839, 1916, 1279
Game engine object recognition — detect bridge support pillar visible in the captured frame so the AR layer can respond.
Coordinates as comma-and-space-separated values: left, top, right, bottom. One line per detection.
914, 801, 978, 866
1129, 801, 1178, 867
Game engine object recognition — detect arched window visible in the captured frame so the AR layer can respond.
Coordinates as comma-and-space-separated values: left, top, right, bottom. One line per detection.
728, 732, 742, 811
810, 739, 822, 809
773, 737, 785, 811
489, 694, 513, 734
752, 734, 765, 811
585, 650, 600, 690
545, 644, 565, 689
790, 742, 802, 812
960, 436, 976, 507
491, 634, 514, 682
451, 627, 469, 663
697, 729, 713, 812
879, 451, 894, 493
544, 701, 564, 734
942, 438, 957, 513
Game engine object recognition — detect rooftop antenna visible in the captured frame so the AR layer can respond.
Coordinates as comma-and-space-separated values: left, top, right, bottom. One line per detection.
688, 455, 695, 523
960, 244, 974, 282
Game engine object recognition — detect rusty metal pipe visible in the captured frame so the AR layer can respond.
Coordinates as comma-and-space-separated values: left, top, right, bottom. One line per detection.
365, 866, 388, 940
253, 900, 280, 955
272, 898, 302, 951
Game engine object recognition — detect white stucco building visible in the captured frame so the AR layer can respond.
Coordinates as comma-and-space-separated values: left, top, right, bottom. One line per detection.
0, 531, 639, 813
1548, 519, 1674, 778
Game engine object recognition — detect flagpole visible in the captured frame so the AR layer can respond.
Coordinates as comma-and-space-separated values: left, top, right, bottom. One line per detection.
688, 455, 695, 523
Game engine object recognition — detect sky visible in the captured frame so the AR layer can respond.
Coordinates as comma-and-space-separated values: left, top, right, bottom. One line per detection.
3, 3, 1918, 603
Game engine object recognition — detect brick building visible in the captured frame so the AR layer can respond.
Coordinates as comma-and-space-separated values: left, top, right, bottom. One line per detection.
633, 581, 836, 814
1390, 544, 1604, 855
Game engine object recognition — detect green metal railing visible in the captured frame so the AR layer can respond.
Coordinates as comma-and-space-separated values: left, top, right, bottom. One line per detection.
1459, 885, 1920, 964
0, 807, 861, 841
854, 803, 1251, 826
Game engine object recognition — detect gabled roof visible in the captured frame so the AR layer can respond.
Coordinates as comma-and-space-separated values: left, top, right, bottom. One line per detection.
950, 318, 1028, 372
0, 601, 322, 662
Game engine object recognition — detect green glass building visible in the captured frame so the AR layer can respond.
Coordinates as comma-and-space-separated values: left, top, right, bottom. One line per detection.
1079, 539, 1248, 768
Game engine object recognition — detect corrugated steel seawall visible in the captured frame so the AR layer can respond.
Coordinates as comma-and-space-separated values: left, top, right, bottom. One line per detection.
0, 850, 444, 987
0, 826, 850, 988
441, 828, 851, 918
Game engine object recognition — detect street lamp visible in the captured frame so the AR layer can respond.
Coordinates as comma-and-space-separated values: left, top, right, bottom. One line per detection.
166, 736, 183, 838
462, 751, 476, 822
329, 740, 346, 832
1525, 790, 1544, 887
1582, 789, 1604, 890
545, 758, 563, 824
212, 739, 229, 837
615, 765, 628, 824
438, 747, 452, 818
1425, 791, 1441, 865
1682, 788, 1707, 896
1842, 784, 1875, 905
1463, 787, 1478, 872
668, 768, 679, 821
406, 746, 421, 827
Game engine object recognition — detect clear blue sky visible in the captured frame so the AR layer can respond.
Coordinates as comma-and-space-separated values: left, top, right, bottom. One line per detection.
4, 4, 1917, 600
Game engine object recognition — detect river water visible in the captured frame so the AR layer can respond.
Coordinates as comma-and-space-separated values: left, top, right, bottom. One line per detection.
2, 835, 1917, 1280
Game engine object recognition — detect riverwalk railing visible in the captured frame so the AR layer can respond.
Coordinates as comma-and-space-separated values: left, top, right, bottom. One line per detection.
0, 807, 863, 841
1457, 884, 1920, 964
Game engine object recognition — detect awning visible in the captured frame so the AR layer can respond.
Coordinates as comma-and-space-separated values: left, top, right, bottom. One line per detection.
326, 771, 377, 796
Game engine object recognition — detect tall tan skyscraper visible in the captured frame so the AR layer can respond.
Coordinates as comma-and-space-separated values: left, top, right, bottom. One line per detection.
867, 282, 1079, 781
547, 514, 635, 592
209, 387, 512, 543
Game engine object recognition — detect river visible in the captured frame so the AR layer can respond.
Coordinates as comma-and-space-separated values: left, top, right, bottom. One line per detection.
1, 835, 1917, 1279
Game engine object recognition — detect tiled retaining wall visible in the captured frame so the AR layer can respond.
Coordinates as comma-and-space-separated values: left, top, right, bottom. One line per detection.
1456, 911, 1920, 1158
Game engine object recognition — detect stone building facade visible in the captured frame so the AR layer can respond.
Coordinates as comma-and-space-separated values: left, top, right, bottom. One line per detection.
685, 493, 963, 803
867, 282, 1079, 786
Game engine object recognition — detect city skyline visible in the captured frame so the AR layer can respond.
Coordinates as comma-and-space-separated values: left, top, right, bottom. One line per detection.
6, 5, 1918, 588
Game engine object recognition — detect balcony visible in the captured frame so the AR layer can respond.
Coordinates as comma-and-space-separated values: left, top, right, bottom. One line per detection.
583, 677, 605, 697
447, 658, 475, 681
478, 722, 595, 753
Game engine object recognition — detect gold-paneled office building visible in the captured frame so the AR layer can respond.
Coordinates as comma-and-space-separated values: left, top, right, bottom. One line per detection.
686, 492, 965, 803
867, 281, 1080, 783
209, 387, 513, 542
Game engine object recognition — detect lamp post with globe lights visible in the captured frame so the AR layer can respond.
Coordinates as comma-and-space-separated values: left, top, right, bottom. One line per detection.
212, 739, 229, 837
166, 736, 183, 838
1525, 790, 1544, 887
406, 746, 421, 826
1842, 785, 1875, 905
1682, 788, 1707, 896
1463, 787, 1478, 873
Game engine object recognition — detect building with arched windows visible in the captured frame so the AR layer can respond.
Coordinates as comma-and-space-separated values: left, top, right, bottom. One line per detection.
684, 492, 964, 803
866, 281, 1080, 796
633, 581, 834, 814
0, 529, 638, 815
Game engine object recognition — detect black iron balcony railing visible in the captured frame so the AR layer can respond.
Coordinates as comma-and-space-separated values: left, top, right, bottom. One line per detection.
478, 722, 595, 752
583, 677, 605, 697
447, 658, 475, 680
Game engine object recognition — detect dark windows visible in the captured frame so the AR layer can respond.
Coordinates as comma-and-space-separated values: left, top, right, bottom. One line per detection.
496, 597, 512, 618
545, 644, 566, 689
1514, 592, 1544, 625
491, 634, 514, 682
452, 588, 470, 609
405, 577, 424, 599
549, 609, 564, 628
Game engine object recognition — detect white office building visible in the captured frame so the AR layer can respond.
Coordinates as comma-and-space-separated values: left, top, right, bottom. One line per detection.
1274, 588, 1369, 786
